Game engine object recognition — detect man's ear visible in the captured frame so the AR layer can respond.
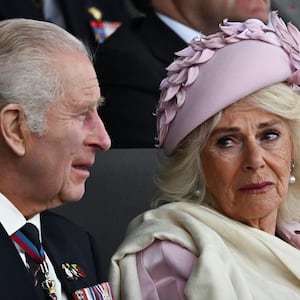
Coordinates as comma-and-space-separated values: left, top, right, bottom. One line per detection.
0, 104, 29, 156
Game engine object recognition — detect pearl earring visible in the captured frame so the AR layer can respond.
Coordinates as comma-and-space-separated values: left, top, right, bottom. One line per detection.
194, 190, 201, 197
290, 175, 296, 184
290, 160, 296, 184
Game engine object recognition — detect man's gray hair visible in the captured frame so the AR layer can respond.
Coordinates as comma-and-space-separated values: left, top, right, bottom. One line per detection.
0, 18, 91, 135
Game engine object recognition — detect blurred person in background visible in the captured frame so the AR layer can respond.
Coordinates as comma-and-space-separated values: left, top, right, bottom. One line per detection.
0, 0, 134, 51
95, 0, 271, 148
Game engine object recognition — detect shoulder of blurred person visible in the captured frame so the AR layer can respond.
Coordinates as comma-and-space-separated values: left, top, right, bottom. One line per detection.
95, 11, 186, 148
0, 0, 134, 52
58, 0, 133, 50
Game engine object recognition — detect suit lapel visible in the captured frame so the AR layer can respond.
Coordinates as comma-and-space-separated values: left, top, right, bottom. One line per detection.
0, 223, 38, 299
140, 12, 187, 64
40, 212, 100, 298
59, 0, 96, 47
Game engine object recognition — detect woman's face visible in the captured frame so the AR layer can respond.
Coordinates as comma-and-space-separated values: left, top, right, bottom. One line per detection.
201, 101, 292, 231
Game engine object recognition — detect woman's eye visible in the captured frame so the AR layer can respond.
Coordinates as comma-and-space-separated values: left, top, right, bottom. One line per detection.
216, 137, 234, 148
263, 130, 280, 141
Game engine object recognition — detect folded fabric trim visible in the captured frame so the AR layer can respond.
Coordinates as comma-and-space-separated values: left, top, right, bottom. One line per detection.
276, 222, 300, 249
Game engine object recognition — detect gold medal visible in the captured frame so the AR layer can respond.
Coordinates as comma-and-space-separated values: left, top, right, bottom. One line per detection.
40, 261, 57, 299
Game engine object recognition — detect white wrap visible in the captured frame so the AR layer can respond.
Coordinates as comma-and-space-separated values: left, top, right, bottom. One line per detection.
109, 202, 300, 299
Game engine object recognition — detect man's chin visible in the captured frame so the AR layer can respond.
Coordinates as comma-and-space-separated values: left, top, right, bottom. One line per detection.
58, 187, 86, 206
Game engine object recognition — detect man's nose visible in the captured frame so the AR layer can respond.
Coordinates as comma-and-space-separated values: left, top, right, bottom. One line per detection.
85, 111, 111, 151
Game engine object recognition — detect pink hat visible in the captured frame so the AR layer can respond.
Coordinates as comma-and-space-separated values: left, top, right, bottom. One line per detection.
156, 12, 300, 155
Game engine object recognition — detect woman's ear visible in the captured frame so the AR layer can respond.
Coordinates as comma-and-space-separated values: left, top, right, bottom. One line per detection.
0, 104, 29, 156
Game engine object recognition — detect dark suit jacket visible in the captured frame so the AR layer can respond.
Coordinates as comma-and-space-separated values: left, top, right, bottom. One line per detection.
0, 210, 104, 300
0, 0, 132, 52
95, 12, 187, 148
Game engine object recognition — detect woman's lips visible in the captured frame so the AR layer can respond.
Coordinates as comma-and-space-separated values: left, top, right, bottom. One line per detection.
238, 182, 273, 194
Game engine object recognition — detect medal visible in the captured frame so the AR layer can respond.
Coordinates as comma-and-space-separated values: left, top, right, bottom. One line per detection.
88, 7, 102, 21
62, 263, 86, 280
11, 225, 57, 299
73, 282, 114, 300
40, 261, 57, 300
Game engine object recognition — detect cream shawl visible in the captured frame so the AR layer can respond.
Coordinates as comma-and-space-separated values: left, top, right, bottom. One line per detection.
109, 202, 300, 299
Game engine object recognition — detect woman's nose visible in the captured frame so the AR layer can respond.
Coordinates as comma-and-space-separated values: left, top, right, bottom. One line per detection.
242, 140, 265, 171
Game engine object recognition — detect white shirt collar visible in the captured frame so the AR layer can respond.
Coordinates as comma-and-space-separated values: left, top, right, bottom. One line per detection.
156, 12, 202, 43
0, 192, 41, 236
0, 193, 65, 298
156, 11, 272, 43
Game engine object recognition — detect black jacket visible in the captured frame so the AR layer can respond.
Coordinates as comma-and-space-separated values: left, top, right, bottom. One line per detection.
0, 0, 132, 52
95, 12, 187, 148
0, 210, 104, 299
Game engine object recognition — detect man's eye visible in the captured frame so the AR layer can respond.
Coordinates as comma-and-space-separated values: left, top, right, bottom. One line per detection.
82, 111, 89, 117
79, 110, 91, 119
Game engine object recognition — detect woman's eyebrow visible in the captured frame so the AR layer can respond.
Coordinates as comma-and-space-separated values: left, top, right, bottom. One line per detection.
257, 119, 283, 129
211, 119, 284, 136
210, 127, 240, 136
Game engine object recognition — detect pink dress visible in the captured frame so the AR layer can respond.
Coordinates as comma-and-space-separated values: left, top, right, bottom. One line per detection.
136, 239, 196, 300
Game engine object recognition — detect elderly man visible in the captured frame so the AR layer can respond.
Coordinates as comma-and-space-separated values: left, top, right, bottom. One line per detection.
95, 0, 271, 148
0, 18, 112, 299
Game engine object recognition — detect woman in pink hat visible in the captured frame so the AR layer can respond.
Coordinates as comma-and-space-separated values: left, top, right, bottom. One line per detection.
110, 11, 300, 300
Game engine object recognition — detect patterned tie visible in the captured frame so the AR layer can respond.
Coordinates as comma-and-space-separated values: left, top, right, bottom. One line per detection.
12, 223, 56, 299
20, 224, 45, 280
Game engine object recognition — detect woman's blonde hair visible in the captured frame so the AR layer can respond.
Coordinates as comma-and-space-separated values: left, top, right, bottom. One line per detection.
153, 83, 300, 224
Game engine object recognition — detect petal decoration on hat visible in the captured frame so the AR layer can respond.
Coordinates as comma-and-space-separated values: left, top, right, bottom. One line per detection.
185, 66, 200, 86
156, 11, 300, 148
